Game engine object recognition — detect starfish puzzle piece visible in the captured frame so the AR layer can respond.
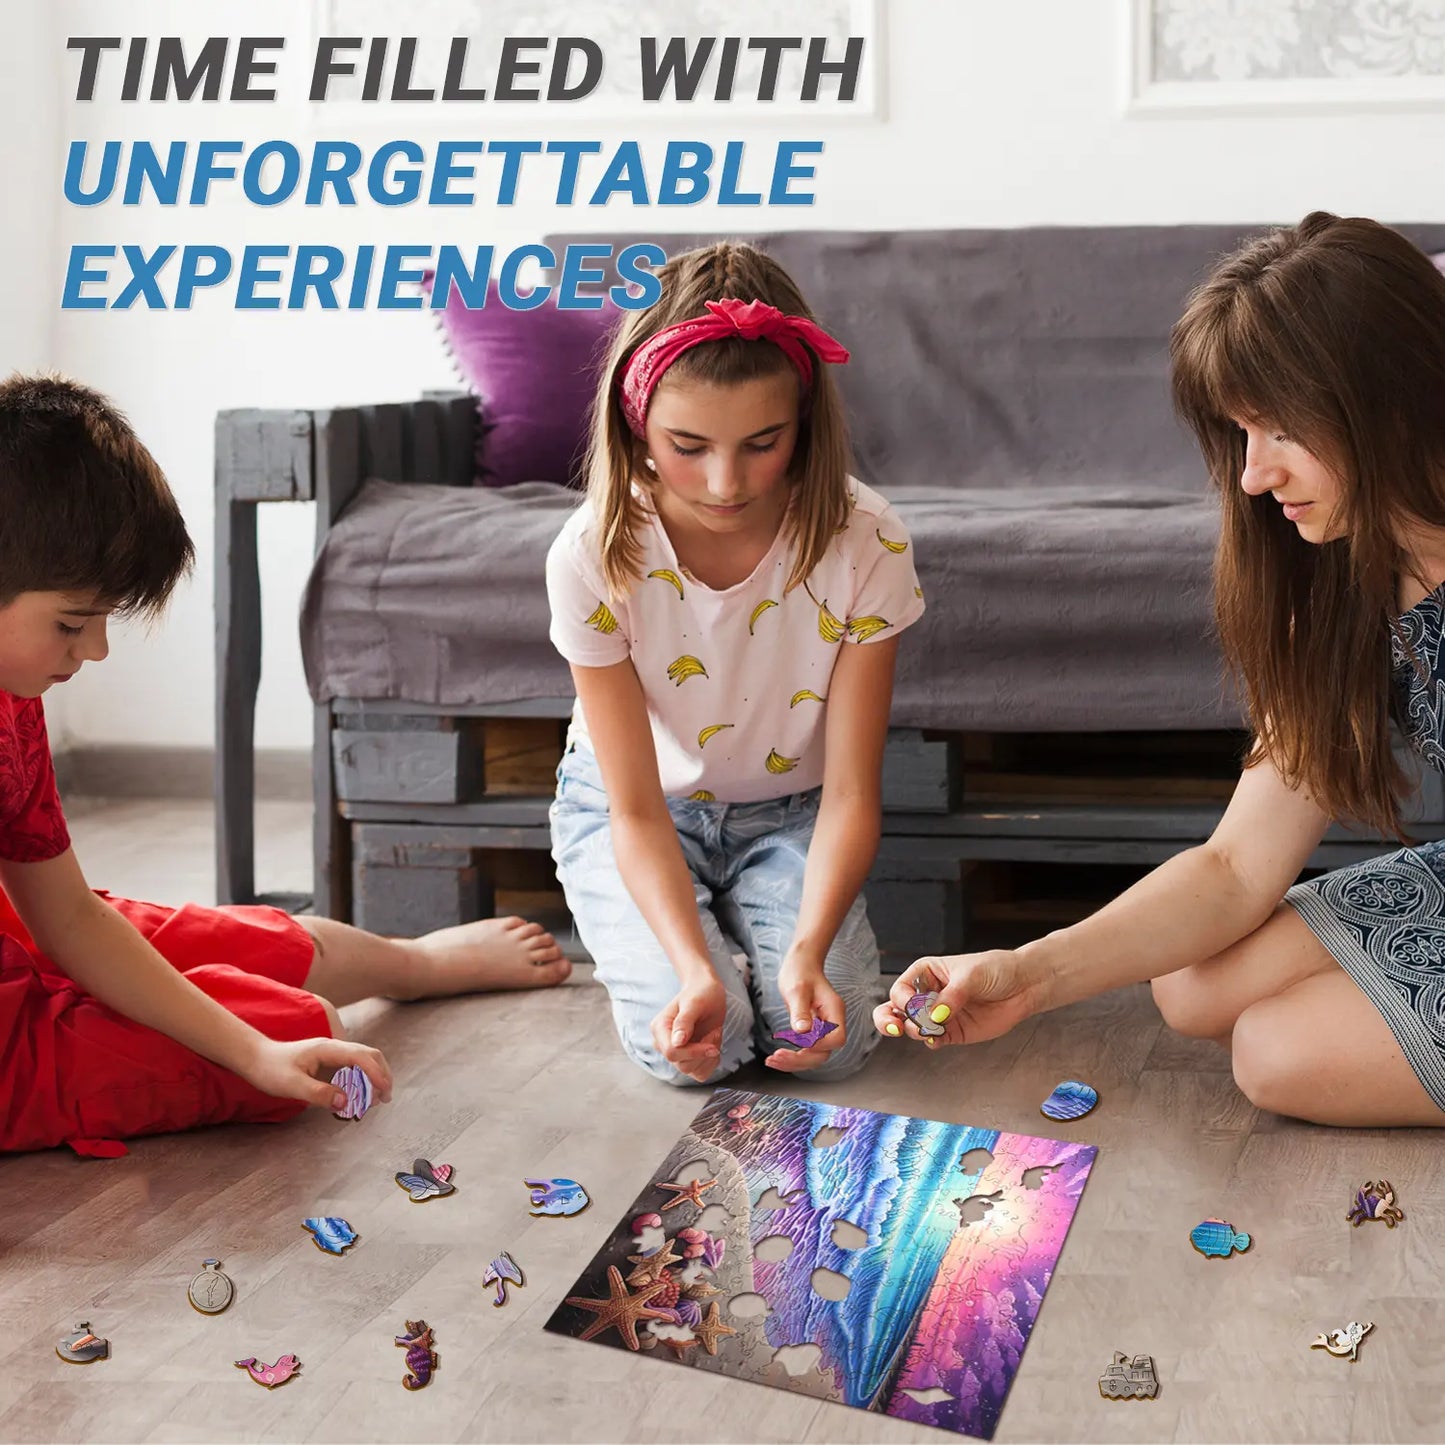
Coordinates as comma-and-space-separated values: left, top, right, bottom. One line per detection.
692, 1301, 738, 1356
565, 1266, 673, 1351
626, 1238, 683, 1289
658, 1177, 717, 1212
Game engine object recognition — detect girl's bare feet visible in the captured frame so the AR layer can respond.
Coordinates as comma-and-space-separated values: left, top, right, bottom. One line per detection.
396, 916, 571, 999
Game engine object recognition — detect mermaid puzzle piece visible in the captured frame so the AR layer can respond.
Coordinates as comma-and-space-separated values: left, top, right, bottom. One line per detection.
1346, 1180, 1404, 1227
303, 1216, 358, 1255
1040, 1080, 1099, 1121
1311, 1320, 1373, 1362
56, 1322, 109, 1364
395, 1159, 456, 1202
330, 1066, 373, 1121
772, 1018, 838, 1049
187, 1258, 235, 1314
483, 1251, 525, 1307
235, 1354, 301, 1388
525, 1177, 590, 1216
395, 1319, 437, 1390
1190, 1218, 1251, 1258
903, 989, 950, 1038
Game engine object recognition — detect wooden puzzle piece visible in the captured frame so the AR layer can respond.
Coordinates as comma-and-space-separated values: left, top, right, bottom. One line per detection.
1346, 1180, 1404, 1227
1311, 1321, 1373, 1362
1098, 1352, 1159, 1399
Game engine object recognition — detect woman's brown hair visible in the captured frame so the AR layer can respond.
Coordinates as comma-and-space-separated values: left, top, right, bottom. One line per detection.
584, 242, 853, 599
1171, 211, 1445, 836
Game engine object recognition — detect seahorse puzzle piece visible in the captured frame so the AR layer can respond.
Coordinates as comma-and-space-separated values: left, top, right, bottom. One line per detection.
772, 1018, 838, 1049
395, 1319, 438, 1390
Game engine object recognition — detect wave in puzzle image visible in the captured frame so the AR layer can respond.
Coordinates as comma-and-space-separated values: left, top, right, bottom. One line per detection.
545, 1087, 1097, 1440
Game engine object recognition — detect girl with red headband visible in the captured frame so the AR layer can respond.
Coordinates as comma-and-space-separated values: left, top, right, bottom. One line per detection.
546, 242, 925, 1085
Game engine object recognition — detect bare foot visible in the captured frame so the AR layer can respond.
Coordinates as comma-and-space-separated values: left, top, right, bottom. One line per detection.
393, 916, 571, 999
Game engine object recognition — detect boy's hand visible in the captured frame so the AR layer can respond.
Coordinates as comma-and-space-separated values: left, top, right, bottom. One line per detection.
765, 952, 846, 1073
240, 1037, 394, 1111
874, 950, 1040, 1048
652, 977, 729, 1082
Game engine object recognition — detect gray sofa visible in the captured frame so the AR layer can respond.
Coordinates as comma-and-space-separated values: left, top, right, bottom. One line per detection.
215, 223, 1445, 955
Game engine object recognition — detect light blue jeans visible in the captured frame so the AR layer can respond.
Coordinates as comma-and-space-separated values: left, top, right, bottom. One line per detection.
549, 743, 882, 1086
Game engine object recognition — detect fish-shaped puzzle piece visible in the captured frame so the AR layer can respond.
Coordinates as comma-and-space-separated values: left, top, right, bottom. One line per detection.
302, 1216, 358, 1255
772, 1018, 838, 1049
235, 1354, 301, 1388
395, 1159, 456, 1202
56, 1322, 109, 1364
1190, 1218, 1251, 1258
525, 1177, 590, 1217
1311, 1320, 1373, 1361
483, 1251, 525, 1306
1040, 1080, 1099, 1121
903, 990, 949, 1038
330, 1066, 373, 1121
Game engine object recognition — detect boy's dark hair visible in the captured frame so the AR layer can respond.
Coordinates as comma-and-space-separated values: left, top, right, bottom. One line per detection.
0, 372, 193, 614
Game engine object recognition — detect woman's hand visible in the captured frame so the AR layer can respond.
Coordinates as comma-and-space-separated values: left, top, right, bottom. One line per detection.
765, 952, 847, 1073
874, 950, 1043, 1048
240, 1036, 394, 1109
652, 976, 729, 1082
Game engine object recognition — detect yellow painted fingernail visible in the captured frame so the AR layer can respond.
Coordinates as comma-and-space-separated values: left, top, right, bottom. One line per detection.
885, 1023, 901, 1037
931, 1003, 951, 1023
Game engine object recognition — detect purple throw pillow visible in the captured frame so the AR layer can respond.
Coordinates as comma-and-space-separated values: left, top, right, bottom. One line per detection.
428, 278, 620, 488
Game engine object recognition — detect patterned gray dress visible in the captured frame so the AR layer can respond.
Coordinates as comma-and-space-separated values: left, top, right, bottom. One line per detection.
1285, 590, 1445, 1112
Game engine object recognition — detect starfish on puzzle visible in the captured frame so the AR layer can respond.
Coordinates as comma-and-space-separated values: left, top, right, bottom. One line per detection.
692, 1301, 738, 1356
564, 1266, 673, 1351
658, 1176, 717, 1211
626, 1239, 683, 1288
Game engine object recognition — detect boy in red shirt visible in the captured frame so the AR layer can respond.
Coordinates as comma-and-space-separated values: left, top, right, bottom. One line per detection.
0, 374, 569, 1155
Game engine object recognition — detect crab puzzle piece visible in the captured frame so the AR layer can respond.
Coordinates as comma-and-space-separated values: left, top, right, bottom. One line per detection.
1346, 1180, 1404, 1228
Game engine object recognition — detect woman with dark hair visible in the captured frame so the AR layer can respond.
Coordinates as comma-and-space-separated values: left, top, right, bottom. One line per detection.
875, 212, 1445, 1128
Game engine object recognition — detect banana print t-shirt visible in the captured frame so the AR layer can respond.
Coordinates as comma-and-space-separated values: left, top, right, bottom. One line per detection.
545, 478, 925, 804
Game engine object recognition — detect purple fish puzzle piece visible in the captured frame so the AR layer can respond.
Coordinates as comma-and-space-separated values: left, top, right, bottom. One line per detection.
330, 1065, 373, 1121
773, 1018, 838, 1049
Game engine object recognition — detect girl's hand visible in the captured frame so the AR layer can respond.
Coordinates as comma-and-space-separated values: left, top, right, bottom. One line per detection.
239, 1036, 394, 1109
766, 954, 846, 1073
652, 977, 729, 1082
874, 951, 1041, 1048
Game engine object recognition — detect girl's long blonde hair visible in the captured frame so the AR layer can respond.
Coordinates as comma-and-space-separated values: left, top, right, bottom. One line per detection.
585, 241, 853, 599
1171, 212, 1445, 836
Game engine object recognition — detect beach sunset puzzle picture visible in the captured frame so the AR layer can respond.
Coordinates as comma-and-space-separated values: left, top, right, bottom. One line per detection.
546, 1088, 1098, 1439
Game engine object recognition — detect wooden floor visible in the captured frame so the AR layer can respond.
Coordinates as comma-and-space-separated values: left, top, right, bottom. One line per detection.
2, 798, 1443, 1444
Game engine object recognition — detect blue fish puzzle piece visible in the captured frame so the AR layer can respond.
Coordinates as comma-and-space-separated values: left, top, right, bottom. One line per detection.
1040, 1080, 1099, 1121
302, 1216, 358, 1255
1190, 1217, 1251, 1258
525, 1177, 590, 1217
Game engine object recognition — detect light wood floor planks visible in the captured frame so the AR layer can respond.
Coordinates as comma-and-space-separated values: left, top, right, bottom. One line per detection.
1, 797, 1442, 1444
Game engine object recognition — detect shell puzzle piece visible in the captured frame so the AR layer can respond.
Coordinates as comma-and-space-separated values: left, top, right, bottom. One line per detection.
330, 1065, 373, 1121
1347, 1180, 1404, 1228
1190, 1218, 1251, 1259
1311, 1320, 1374, 1362
235, 1354, 301, 1389
395, 1159, 455, 1202
903, 989, 949, 1039
395, 1319, 438, 1390
187, 1258, 235, 1315
773, 1017, 839, 1050
1098, 1351, 1159, 1400
483, 1251, 525, 1307
56, 1322, 109, 1364
1040, 1080, 1099, 1121
525, 1177, 590, 1217
302, 1216, 359, 1255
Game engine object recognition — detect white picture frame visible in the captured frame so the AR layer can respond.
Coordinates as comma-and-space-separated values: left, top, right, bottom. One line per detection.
307, 0, 885, 125
1125, 0, 1445, 116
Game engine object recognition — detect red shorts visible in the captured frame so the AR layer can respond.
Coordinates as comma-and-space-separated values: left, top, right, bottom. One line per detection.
0, 891, 326, 1155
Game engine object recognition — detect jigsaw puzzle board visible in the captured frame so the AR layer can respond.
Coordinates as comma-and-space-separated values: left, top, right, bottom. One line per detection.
545, 1088, 1097, 1439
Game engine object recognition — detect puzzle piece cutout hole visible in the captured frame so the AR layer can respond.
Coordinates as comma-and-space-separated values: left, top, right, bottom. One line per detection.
632, 1223, 667, 1255
755, 1234, 796, 1264
773, 1343, 824, 1377
901, 1387, 956, 1406
669, 1159, 714, 1186
810, 1267, 851, 1301
959, 1147, 995, 1174
953, 1190, 1004, 1226
756, 1186, 805, 1213
811, 1125, 848, 1150
730, 1292, 771, 1320
647, 1322, 698, 1343
831, 1219, 868, 1250
1021, 1164, 1061, 1191
697, 1204, 730, 1234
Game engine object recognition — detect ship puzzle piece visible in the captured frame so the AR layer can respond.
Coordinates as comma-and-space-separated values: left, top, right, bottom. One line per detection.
1098, 1351, 1159, 1400
1346, 1180, 1404, 1228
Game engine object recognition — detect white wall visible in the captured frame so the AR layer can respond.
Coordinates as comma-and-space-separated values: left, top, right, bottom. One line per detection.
33, 0, 1445, 749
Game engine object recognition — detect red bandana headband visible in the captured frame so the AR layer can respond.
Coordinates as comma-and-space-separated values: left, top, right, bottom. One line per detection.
619, 297, 850, 437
